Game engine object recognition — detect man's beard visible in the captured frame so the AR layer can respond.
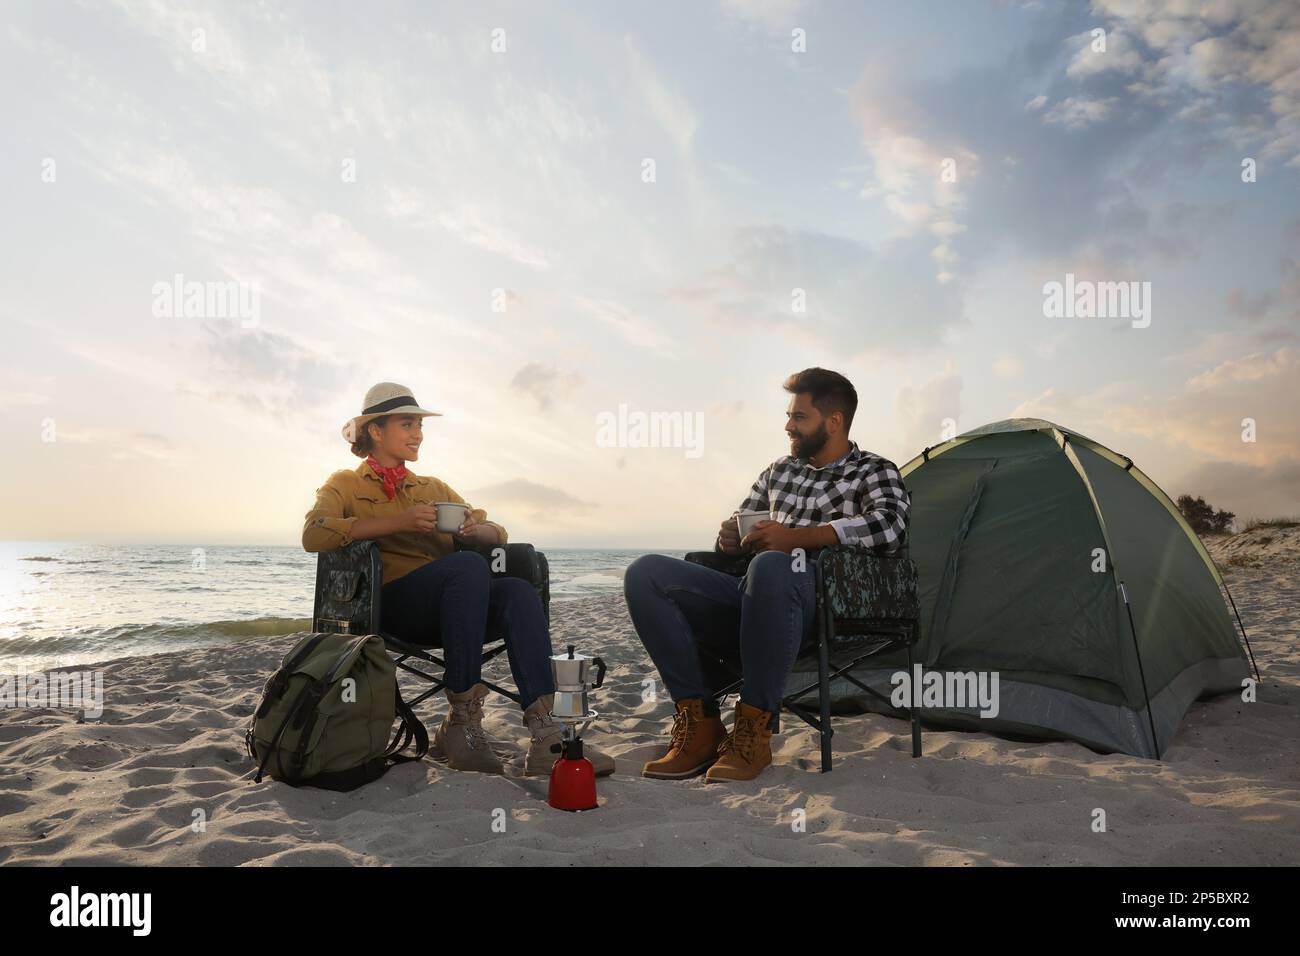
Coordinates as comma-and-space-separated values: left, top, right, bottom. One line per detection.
792, 423, 829, 461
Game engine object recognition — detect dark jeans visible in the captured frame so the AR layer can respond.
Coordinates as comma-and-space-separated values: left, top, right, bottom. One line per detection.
380, 550, 554, 710
623, 550, 817, 731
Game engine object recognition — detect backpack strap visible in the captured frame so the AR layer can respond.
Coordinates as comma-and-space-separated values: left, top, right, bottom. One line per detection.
287, 635, 373, 776
252, 633, 356, 784
254, 679, 317, 784
255, 632, 334, 720
385, 687, 428, 763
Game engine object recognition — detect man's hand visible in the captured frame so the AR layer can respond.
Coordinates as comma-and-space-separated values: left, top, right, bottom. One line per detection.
717, 516, 744, 555
740, 520, 799, 554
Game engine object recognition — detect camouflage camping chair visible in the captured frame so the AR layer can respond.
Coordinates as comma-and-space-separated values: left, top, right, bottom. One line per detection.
684, 537, 922, 772
311, 540, 551, 708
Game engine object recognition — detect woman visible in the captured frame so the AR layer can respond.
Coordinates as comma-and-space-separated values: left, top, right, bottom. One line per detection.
302, 382, 613, 777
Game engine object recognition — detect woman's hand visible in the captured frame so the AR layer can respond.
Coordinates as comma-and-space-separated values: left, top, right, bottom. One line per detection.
397, 504, 438, 533
454, 515, 500, 546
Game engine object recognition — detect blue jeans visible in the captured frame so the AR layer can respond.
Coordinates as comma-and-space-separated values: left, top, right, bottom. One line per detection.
623, 551, 817, 731
380, 550, 555, 710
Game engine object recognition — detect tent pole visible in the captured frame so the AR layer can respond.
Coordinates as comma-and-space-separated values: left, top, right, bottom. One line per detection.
1119, 581, 1161, 759
1222, 581, 1261, 682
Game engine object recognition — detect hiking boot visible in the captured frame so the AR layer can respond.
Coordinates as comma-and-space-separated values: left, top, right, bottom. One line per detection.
522, 694, 615, 777
434, 683, 504, 774
642, 698, 728, 780
705, 701, 774, 782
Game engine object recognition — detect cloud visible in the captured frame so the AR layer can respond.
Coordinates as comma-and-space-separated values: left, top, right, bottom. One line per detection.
1088, 0, 1300, 167
51, 427, 179, 462
509, 363, 584, 412
993, 355, 1023, 378
1064, 28, 1145, 79
379, 191, 553, 273
1172, 456, 1300, 523
1042, 96, 1117, 128
1103, 347, 1300, 465
1209, 233, 1300, 335
1008, 382, 1142, 439
850, 61, 980, 281
0, 388, 53, 409
432, 206, 552, 271
1162, 328, 1300, 372
719, 0, 808, 32
72, 142, 500, 351
895, 365, 963, 453
572, 296, 678, 357
1007, 190, 1237, 282
1226, 286, 1274, 320
470, 478, 597, 520
196, 325, 360, 426
709, 399, 747, 422
667, 226, 966, 356
624, 36, 698, 157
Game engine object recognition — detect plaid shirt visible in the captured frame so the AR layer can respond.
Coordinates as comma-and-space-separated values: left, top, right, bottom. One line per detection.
726, 441, 911, 553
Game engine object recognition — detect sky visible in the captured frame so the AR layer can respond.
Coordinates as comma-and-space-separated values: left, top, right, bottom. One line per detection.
1, 0, 1297, 548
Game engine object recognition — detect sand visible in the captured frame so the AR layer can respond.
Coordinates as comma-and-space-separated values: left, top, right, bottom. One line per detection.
2, 537, 1297, 866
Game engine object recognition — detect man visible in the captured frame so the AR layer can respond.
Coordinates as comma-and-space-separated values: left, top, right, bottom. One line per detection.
623, 368, 911, 783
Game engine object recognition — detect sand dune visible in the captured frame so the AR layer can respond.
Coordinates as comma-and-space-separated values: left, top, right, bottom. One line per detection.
1206, 523, 1300, 570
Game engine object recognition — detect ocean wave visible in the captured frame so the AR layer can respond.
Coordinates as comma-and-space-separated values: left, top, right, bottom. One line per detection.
0, 616, 310, 658
562, 569, 627, 588
104, 616, 310, 642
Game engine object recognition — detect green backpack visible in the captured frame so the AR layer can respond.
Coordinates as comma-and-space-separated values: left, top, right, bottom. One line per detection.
245, 632, 427, 791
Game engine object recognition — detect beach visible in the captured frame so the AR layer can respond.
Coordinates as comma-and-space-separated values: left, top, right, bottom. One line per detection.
1, 537, 1297, 866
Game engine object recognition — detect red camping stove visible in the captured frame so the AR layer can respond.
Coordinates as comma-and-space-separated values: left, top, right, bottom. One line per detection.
546, 645, 605, 812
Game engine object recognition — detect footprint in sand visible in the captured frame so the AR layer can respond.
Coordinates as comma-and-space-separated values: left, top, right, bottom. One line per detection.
56, 741, 135, 770
0, 723, 51, 743
0, 792, 35, 814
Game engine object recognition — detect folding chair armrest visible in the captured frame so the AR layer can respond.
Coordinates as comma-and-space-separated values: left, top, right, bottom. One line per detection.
453, 540, 543, 582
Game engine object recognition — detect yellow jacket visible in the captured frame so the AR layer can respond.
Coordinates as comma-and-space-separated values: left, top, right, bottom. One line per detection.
302, 461, 508, 586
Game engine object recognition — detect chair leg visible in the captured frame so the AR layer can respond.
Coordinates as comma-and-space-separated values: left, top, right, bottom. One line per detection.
817, 609, 833, 773
907, 630, 921, 758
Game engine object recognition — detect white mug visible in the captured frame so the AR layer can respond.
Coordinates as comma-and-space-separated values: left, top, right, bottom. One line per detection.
735, 509, 775, 540
434, 502, 470, 533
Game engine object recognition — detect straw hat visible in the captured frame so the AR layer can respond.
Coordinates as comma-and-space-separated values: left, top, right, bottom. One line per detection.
341, 382, 441, 443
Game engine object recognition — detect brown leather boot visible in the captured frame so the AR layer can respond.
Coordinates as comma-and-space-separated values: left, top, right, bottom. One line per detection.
705, 701, 774, 782
642, 699, 728, 779
434, 683, 504, 774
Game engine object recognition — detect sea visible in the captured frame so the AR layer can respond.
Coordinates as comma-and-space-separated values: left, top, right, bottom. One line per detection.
0, 542, 689, 673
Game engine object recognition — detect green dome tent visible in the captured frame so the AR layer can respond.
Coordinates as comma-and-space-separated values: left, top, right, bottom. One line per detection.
799, 418, 1257, 758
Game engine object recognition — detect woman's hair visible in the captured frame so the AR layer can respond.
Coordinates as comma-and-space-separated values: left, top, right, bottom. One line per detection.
349, 415, 389, 459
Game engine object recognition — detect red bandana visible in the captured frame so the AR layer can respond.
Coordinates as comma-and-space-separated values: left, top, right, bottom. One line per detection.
366, 456, 408, 500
